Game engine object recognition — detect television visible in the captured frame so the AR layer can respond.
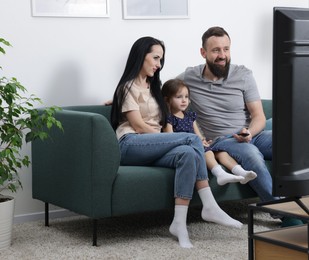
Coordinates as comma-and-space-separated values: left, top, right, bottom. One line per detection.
273, 7, 309, 198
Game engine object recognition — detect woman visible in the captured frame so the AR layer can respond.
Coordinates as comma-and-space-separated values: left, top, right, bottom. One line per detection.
111, 36, 242, 248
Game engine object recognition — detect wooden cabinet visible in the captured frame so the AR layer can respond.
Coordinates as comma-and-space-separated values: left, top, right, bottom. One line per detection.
248, 196, 309, 260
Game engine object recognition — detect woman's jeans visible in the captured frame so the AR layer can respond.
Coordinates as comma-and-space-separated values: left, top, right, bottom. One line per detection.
211, 130, 274, 202
119, 132, 208, 200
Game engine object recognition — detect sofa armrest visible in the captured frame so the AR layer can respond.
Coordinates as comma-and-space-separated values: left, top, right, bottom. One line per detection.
32, 109, 120, 218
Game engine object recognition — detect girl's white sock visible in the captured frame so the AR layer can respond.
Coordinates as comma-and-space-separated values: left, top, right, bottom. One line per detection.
211, 165, 244, 185
231, 165, 257, 184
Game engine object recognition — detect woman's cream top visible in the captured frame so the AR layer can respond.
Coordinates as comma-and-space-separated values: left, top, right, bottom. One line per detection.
116, 82, 162, 139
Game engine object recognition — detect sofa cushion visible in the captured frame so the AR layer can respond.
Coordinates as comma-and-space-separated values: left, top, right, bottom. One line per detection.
265, 118, 272, 130
111, 166, 175, 216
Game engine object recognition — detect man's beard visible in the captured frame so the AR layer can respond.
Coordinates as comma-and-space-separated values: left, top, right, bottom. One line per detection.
207, 58, 230, 79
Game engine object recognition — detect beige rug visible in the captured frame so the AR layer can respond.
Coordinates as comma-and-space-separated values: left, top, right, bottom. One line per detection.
0, 200, 281, 260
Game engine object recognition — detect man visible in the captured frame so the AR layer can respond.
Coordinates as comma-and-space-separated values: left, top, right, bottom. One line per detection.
178, 26, 300, 227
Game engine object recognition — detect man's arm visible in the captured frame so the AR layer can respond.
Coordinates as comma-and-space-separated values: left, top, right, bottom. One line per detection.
246, 100, 266, 137
233, 100, 266, 143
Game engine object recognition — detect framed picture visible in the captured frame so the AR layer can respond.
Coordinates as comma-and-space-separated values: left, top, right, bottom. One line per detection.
122, 0, 190, 20
31, 0, 110, 18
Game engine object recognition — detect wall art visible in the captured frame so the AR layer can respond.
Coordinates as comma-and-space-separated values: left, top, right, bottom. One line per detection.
31, 0, 109, 18
122, 0, 189, 20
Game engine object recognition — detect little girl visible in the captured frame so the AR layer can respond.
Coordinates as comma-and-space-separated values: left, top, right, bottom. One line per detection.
162, 79, 257, 185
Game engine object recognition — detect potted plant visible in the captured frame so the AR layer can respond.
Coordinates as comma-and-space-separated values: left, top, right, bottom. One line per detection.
0, 38, 63, 250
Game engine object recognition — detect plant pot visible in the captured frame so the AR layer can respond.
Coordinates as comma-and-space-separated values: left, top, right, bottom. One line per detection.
0, 195, 15, 250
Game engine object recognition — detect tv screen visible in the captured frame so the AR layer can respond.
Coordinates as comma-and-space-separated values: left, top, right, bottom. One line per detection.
273, 7, 309, 197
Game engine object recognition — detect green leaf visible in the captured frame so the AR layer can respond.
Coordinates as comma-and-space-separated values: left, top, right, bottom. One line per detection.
0, 38, 11, 46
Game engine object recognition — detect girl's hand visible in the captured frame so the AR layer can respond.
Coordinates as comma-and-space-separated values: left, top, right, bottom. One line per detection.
202, 139, 212, 147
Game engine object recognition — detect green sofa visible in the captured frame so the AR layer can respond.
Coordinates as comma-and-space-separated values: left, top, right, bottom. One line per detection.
31, 100, 272, 246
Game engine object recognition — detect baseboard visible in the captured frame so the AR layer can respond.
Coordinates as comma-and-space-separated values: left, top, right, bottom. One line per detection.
13, 209, 77, 224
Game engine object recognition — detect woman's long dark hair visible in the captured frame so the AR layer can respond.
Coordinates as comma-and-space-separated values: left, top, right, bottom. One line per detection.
111, 36, 168, 130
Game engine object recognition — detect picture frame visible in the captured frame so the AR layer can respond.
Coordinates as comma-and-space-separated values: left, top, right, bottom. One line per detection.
122, 0, 190, 20
31, 0, 110, 18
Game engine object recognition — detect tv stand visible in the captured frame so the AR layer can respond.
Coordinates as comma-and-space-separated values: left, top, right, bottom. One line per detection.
256, 196, 309, 215
248, 196, 309, 259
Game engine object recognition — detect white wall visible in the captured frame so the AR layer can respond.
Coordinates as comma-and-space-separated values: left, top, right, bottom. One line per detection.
0, 0, 308, 220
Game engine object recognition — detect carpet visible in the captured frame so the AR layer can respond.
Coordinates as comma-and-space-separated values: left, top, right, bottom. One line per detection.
0, 200, 281, 260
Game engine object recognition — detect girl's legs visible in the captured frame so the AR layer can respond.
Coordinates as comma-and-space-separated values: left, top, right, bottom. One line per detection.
211, 136, 274, 202
231, 165, 257, 184
206, 151, 244, 185
214, 151, 238, 169
215, 151, 257, 184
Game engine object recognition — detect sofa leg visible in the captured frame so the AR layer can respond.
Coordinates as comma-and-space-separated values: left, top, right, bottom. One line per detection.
93, 219, 98, 246
45, 202, 49, 227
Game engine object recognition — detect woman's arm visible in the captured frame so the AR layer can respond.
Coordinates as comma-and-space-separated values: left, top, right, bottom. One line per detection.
125, 110, 159, 133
